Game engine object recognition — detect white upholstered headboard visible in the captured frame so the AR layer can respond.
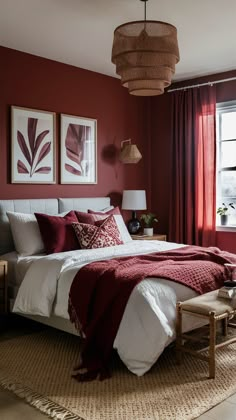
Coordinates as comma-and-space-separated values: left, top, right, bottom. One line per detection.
58, 197, 110, 213
0, 197, 111, 255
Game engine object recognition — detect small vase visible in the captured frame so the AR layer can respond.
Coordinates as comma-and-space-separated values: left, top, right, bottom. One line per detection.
221, 215, 228, 226
143, 227, 153, 236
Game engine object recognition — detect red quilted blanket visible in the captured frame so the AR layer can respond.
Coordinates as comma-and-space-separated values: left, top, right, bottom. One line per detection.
68, 245, 236, 381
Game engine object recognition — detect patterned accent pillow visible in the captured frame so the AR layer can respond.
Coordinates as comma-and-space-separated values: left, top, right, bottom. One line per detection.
76, 207, 132, 244
72, 216, 123, 249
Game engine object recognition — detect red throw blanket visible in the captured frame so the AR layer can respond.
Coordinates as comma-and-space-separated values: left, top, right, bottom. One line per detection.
68, 245, 236, 381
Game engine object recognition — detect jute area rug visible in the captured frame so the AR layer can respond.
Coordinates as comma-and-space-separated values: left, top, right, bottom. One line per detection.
0, 329, 235, 420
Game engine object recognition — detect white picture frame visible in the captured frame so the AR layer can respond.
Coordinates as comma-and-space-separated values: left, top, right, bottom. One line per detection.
60, 114, 97, 184
11, 106, 56, 184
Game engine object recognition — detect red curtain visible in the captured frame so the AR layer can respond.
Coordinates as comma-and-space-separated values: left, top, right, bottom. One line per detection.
169, 85, 216, 246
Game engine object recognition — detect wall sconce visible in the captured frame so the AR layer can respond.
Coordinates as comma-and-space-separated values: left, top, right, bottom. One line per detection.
120, 139, 142, 164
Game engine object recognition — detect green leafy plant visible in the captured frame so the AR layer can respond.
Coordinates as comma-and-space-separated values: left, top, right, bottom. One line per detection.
217, 202, 235, 216
140, 213, 158, 228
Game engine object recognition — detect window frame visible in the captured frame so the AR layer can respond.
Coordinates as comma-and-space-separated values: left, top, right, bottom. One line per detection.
216, 100, 236, 231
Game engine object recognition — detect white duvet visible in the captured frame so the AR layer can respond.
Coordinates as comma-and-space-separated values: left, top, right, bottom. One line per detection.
13, 240, 203, 376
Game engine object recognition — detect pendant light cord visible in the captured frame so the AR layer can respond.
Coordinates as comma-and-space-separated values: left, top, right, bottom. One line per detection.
140, 0, 148, 21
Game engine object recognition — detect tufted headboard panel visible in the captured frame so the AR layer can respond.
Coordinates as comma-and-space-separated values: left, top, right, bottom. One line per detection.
58, 197, 110, 213
0, 197, 111, 255
0, 199, 58, 255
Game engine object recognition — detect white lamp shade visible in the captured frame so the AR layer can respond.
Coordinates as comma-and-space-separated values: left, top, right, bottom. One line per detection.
122, 190, 147, 210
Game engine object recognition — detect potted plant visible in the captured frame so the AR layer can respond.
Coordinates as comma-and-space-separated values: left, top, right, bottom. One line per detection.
140, 213, 158, 236
217, 202, 235, 225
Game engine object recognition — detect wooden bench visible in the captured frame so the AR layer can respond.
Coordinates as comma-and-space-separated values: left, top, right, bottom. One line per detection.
176, 290, 236, 378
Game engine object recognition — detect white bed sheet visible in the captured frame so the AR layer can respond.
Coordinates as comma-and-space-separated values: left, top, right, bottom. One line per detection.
13, 240, 204, 376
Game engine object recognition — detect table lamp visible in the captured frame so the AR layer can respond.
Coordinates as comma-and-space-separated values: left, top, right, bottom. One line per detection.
122, 190, 147, 234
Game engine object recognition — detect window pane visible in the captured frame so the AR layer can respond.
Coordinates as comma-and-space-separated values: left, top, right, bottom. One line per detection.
216, 103, 236, 226
221, 171, 236, 196
221, 140, 236, 167
221, 111, 236, 140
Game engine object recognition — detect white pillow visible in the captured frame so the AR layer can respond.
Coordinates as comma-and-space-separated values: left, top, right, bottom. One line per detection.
7, 211, 45, 256
113, 215, 132, 243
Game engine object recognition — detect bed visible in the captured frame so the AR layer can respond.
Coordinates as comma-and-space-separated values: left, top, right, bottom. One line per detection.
0, 197, 207, 376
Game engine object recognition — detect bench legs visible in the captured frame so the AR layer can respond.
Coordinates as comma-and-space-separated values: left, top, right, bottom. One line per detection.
176, 297, 236, 380
176, 302, 182, 364
209, 312, 216, 379
221, 317, 228, 336
176, 307, 218, 379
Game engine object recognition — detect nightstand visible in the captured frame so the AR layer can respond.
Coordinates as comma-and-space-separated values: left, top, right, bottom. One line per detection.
0, 260, 8, 314
131, 234, 167, 241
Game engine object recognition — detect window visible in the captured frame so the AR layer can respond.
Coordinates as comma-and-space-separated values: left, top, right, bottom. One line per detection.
216, 101, 236, 226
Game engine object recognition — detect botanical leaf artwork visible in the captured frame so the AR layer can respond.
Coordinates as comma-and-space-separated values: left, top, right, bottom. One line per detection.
17, 118, 51, 177
65, 123, 90, 176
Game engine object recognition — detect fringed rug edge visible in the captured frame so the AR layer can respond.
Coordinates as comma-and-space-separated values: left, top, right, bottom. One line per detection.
0, 373, 84, 420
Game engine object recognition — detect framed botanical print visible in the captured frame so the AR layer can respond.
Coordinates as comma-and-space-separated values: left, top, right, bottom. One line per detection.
11, 106, 56, 184
60, 114, 97, 184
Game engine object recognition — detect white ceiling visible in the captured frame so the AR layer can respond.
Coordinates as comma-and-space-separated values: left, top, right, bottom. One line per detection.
1, 0, 236, 82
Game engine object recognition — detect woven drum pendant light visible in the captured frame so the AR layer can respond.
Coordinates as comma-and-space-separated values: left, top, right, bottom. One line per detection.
111, 0, 180, 96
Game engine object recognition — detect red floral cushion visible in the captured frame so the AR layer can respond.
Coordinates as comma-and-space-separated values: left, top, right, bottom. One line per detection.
35, 211, 79, 254
72, 215, 123, 249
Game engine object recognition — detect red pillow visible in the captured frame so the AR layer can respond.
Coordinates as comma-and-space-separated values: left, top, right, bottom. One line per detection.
72, 215, 123, 249
35, 211, 79, 254
75, 211, 98, 225
75, 207, 121, 225
88, 207, 121, 216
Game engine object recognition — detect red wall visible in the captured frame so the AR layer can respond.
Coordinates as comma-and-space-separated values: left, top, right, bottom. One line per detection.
0, 47, 150, 208
2, 46, 236, 250
150, 70, 236, 250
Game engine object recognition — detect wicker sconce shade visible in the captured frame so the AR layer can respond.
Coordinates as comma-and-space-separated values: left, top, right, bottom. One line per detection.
111, 0, 180, 96
120, 140, 142, 164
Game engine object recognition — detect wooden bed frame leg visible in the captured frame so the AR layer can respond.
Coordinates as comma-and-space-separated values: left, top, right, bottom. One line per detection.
176, 302, 183, 364
209, 311, 216, 379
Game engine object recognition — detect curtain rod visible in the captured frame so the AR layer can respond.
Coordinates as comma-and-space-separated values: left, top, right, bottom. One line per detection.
167, 76, 236, 93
